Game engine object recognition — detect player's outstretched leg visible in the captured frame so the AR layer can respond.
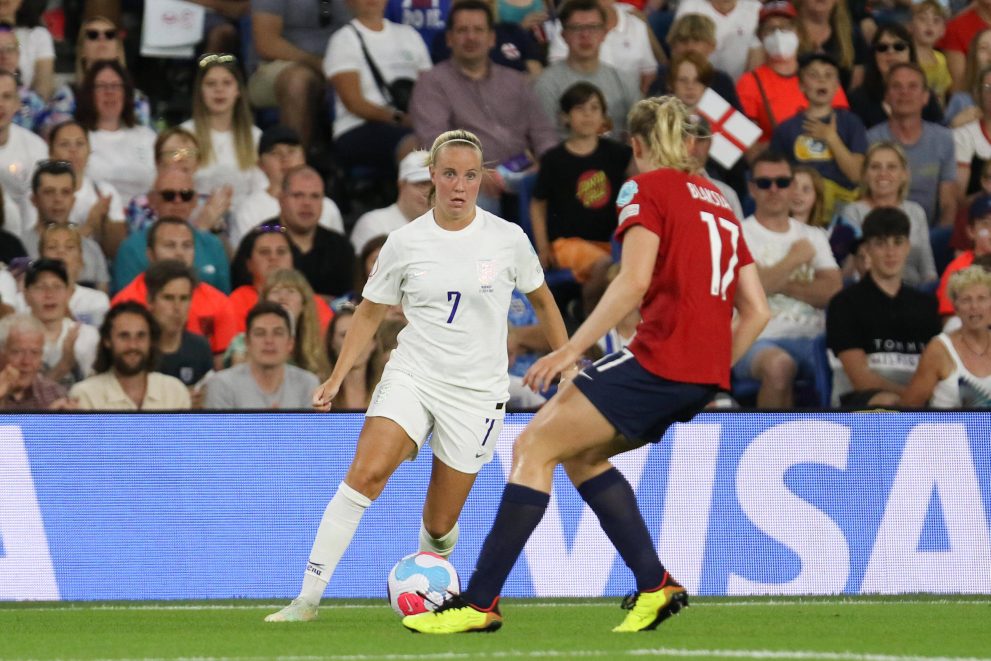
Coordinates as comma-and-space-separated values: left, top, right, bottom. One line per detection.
401, 482, 549, 634
265, 482, 372, 622
565, 462, 690, 633
611, 572, 688, 633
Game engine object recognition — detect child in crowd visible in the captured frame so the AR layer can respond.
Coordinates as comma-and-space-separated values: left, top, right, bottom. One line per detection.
180, 53, 266, 224
530, 82, 632, 317
911, 0, 951, 108
770, 53, 868, 220
790, 165, 827, 229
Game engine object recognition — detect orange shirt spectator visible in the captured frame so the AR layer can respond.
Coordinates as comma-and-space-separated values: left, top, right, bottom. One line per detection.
229, 285, 333, 332
112, 275, 238, 354
737, 64, 849, 142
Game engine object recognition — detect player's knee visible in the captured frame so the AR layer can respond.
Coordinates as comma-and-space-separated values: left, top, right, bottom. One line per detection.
511, 427, 558, 472
343, 464, 392, 501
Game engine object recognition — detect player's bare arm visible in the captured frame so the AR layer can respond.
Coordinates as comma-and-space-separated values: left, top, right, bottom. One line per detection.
731, 263, 771, 366
524, 283, 569, 348
524, 226, 657, 393
313, 299, 389, 411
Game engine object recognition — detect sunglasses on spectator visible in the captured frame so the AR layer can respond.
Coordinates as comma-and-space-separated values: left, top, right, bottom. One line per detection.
198, 53, 237, 68
161, 147, 200, 162
874, 41, 908, 53
156, 189, 196, 202
753, 177, 793, 190
254, 223, 287, 235
85, 28, 117, 41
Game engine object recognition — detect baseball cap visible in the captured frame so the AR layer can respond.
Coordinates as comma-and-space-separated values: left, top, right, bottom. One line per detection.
398, 150, 431, 183
24, 258, 69, 288
258, 125, 301, 156
759, 0, 797, 24
686, 114, 712, 139
798, 52, 840, 72
970, 194, 991, 221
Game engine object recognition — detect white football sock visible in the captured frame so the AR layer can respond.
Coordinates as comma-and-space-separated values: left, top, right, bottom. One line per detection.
298, 482, 372, 605
419, 520, 459, 558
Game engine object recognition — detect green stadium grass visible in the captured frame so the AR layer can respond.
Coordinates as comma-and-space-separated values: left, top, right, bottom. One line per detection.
2, 596, 990, 660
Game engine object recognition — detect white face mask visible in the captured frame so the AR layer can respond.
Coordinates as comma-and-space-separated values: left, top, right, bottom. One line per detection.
763, 29, 799, 59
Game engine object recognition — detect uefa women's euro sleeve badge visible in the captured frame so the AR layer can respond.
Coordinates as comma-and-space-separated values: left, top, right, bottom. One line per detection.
616, 181, 638, 207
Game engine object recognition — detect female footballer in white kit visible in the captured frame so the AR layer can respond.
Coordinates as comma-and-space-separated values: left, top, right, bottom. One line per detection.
265, 129, 569, 622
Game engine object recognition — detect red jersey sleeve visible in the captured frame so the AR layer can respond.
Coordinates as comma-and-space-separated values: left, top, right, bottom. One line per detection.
614, 178, 665, 241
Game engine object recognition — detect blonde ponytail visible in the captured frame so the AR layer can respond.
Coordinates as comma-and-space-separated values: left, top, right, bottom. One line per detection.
627, 96, 695, 173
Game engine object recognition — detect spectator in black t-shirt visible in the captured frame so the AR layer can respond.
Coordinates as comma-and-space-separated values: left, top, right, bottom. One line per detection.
531, 82, 633, 316
826, 207, 941, 408
265, 166, 354, 299
146, 260, 214, 406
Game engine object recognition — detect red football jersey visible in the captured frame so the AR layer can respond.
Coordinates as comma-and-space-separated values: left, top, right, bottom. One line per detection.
615, 168, 753, 389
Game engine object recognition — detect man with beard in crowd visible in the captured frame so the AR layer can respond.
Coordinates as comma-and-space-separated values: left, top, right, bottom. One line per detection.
69, 301, 190, 410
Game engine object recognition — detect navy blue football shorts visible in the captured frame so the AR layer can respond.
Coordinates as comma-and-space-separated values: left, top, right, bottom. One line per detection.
573, 349, 717, 444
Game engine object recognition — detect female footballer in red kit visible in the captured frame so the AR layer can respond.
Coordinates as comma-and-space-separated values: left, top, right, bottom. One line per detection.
403, 95, 771, 634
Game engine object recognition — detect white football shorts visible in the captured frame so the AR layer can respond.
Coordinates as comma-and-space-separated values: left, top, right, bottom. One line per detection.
366, 367, 506, 474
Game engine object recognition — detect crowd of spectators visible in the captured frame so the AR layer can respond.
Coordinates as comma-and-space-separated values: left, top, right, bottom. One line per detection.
0, 0, 990, 411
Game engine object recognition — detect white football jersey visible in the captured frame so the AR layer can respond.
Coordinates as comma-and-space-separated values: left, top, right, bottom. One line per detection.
363, 208, 544, 411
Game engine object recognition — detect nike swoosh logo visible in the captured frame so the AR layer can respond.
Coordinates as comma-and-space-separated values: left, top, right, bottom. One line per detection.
475, 452, 485, 458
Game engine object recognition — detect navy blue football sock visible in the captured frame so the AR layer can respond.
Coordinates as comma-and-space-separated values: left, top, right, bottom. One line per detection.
463, 483, 549, 609
577, 467, 665, 591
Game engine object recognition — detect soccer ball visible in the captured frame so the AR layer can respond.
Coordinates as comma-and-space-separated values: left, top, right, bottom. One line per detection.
387, 552, 460, 616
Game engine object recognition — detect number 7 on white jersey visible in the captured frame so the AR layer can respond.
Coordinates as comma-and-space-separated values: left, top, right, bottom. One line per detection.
698, 211, 740, 301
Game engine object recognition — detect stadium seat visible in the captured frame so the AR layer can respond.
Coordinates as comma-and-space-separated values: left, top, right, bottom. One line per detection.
930, 226, 954, 277
812, 334, 832, 408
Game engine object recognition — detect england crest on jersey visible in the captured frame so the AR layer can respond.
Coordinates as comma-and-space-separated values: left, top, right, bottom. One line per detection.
477, 260, 497, 293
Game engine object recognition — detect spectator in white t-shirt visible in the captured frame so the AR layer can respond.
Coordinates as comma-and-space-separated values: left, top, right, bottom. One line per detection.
23, 258, 98, 389
232, 125, 343, 248
675, 0, 762, 81
324, 0, 432, 173
0, 70, 47, 239
77, 61, 157, 205
0, 3, 54, 100
548, 0, 657, 92
349, 149, 431, 255
180, 53, 267, 217
732, 150, 842, 408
